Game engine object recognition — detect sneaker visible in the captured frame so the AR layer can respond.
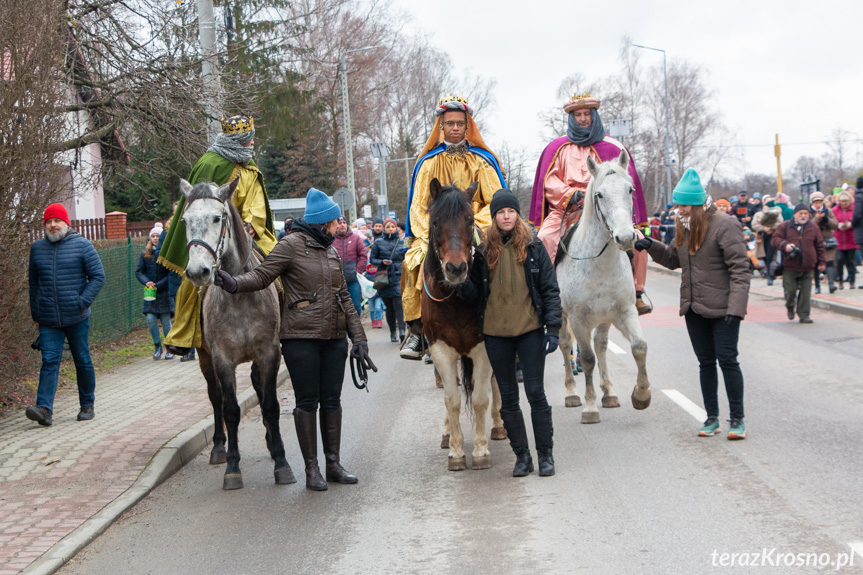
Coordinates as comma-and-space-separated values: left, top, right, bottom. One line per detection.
727, 419, 746, 440
77, 405, 95, 421
25, 406, 53, 426
390, 331, 398, 342
164, 351, 175, 360
153, 344, 163, 360
799, 317, 813, 324
423, 352, 433, 364
400, 334, 423, 360
698, 417, 720, 437
180, 349, 196, 362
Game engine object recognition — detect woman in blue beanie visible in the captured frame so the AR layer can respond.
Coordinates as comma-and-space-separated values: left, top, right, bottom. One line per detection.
634, 169, 751, 440
214, 188, 377, 490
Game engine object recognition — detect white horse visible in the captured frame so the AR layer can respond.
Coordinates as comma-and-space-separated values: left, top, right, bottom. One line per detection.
555, 150, 651, 423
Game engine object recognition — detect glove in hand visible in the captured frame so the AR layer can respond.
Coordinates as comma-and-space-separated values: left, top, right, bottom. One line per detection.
214, 270, 238, 293
724, 315, 742, 328
350, 341, 378, 372
544, 335, 559, 356
634, 237, 653, 252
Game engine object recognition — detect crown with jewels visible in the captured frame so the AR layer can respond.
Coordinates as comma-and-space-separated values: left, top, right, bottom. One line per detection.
563, 91, 601, 113
220, 115, 254, 134
436, 94, 472, 116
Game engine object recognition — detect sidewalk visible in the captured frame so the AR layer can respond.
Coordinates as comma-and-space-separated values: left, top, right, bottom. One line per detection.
0, 353, 289, 575
648, 262, 863, 319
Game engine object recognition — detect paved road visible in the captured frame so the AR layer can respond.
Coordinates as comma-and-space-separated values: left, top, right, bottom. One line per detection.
59, 271, 863, 574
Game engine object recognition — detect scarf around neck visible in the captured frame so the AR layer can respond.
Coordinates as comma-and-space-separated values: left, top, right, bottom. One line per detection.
293, 218, 334, 247
567, 109, 606, 146
207, 130, 255, 165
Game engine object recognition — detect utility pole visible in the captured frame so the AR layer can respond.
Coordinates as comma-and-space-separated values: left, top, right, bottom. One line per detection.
633, 44, 673, 205
197, 0, 221, 143
774, 134, 783, 198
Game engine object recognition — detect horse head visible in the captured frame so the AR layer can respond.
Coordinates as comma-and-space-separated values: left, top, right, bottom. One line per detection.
179, 178, 242, 287
428, 178, 477, 285
586, 149, 636, 251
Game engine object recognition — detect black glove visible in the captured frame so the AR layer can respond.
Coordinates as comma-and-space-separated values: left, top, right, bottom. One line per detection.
634, 237, 653, 252
544, 335, 559, 356
350, 341, 378, 372
214, 269, 238, 293
724, 315, 742, 328
567, 190, 585, 208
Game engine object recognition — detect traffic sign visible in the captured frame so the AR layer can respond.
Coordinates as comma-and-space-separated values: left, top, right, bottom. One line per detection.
370, 142, 389, 158
333, 188, 353, 215
608, 119, 631, 138
388, 210, 397, 220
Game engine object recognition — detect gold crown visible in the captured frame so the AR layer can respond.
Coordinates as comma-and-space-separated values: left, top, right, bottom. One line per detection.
438, 94, 469, 106
220, 115, 254, 134
571, 90, 592, 100
563, 91, 600, 113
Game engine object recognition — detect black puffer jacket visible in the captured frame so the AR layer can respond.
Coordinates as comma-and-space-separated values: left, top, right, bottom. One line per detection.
368, 232, 404, 299
459, 238, 563, 338
853, 188, 863, 247
135, 250, 175, 316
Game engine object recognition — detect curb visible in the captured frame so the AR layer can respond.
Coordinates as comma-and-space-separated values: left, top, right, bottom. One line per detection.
647, 263, 863, 320
22, 365, 290, 575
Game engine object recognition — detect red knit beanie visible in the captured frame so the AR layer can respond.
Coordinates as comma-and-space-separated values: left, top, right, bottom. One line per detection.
44, 203, 70, 225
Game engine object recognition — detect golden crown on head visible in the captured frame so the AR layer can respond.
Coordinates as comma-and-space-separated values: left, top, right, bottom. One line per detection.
563, 91, 601, 113
220, 115, 254, 134
438, 93, 469, 106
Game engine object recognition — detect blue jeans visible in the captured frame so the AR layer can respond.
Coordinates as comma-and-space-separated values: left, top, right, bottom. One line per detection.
368, 296, 384, 321
346, 281, 362, 318
145, 313, 172, 346
37, 318, 96, 413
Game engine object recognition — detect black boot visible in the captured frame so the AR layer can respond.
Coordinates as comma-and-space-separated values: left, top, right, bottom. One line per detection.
500, 410, 533, 477
827, 265, 837, 293
294, 408, 327, 491
180, 348, 196, 362
532, 408, 555, 477
320, 407, 358, 484
390, 329, 398, 342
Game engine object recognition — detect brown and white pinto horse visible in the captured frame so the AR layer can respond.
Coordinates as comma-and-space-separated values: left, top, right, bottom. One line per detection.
422, 179, 505, 471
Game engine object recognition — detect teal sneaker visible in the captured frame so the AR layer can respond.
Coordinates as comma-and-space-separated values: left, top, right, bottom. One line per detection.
727, 419, 746, 440
698, 417, 720, 437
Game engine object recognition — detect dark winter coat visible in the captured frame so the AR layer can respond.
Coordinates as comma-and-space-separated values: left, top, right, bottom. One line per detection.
368, 232, 404, 299
771, 219, 825, 272
135, 249, 175, 316
332, 230, 367, 284
853, 188, 863, 247
233, 227, 366, 342
810, 205, 838, 259
29, 230, 105, 327
459, 238, 563, 338
647, 209, 750, 318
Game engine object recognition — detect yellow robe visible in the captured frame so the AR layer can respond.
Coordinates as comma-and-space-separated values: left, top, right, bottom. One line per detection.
164, 164, 275, 350
402, 150, 503, 322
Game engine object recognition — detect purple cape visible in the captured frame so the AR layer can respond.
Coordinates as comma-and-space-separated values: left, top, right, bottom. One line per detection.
529, 136, 648, 226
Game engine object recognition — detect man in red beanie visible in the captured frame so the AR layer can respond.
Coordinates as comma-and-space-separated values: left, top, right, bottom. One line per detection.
26, 204, 105, 426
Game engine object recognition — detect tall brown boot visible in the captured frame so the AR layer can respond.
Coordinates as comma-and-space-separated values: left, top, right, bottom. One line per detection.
320, 407, 358, 484
294, 408, 327, 491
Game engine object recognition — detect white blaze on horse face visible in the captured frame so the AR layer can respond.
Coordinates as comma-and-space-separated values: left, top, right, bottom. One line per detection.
184, 196, 226, 286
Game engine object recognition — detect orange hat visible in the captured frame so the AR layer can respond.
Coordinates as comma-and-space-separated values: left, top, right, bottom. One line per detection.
715, 199, 731, 208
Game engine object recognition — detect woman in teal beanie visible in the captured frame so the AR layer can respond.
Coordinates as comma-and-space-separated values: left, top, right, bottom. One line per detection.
634, 168, 751, 439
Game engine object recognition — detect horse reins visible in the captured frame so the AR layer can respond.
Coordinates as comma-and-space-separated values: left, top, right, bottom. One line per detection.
422, 224, 479, 302
557, 189, 617, 262
350, 354, 369, 392
185, 199, 254, 272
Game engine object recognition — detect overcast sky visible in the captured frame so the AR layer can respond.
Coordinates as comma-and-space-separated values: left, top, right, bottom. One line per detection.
390, 0, 862, 182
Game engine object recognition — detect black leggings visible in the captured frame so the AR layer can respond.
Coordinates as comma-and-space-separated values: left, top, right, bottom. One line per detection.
382, 296, 405, 333
836, 249, 857, 284
684, 310, 744, 420
484, 329, 550, 414
281, 338, 348, 412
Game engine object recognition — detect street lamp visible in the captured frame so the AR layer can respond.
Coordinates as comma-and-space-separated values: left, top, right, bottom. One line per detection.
339, 45, 382, 221
633, 43, 673, 206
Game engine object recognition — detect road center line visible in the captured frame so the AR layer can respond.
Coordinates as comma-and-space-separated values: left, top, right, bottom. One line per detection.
607, 341, 626, 355
662, 389, 707, 422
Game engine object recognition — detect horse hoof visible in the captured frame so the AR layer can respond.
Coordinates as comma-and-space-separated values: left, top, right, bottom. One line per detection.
565, 395, 582, 408
471, 455, 491, 470
581, 411, 601, 424
631, 390, 652, 410
222, 473, 244, 490
440, 434, 450, 449
209, 447, 227, 465
490, 426, 507, 440
601, 396, 620, 408
274, 467, 297, 485
448, 456, 467, 471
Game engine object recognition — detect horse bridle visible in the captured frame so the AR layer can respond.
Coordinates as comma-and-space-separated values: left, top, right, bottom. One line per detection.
185, 198, 252, 272
557, 186, 631, 261
422, 219, 479, 303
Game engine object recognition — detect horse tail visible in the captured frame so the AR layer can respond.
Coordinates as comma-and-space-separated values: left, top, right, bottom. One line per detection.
461, 355, 474, 419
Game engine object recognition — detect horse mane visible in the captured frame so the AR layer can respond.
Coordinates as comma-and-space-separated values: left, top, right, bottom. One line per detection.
186, 180, 252, 273
572, 159, 629, 246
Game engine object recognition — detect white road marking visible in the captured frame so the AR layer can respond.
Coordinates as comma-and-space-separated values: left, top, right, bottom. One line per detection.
849, 541, 863, 559
607, 341, 626, 355
662, 389, 707, 422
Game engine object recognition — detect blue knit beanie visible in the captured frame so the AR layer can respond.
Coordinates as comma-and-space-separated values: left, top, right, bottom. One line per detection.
672, 168, 707, 206
304, 188, 341, 224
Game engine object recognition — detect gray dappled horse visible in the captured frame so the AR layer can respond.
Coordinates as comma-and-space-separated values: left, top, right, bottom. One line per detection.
179, 178, 295, 490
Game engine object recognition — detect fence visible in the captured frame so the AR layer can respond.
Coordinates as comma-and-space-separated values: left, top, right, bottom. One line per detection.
88, 237, 149, 347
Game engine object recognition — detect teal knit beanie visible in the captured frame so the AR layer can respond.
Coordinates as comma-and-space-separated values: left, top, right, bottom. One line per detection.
304, 188, 341, 224
672, 168, 707, 206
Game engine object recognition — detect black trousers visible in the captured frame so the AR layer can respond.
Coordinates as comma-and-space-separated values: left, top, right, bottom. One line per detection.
281, 338, 348, 412
484, 329, 550, 414
762, 232, 776, 278
382, 296, 405, 333
836, 249, 857, 284
684, 311, 744, 420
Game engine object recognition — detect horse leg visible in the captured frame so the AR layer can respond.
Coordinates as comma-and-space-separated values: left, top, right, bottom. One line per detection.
594, 323, 620, 408
614, 310, 651, 410
574, 324, 600, 424
249, 360, 272, 453
198, 346, 227, 465
559, 315, 581, 407
212, 356, 244, 490
441, 412, 450, 449
431, 343, 465, 471
469, 347, 493, 470
489, 374, 507, 440
257, 349, 297, 485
